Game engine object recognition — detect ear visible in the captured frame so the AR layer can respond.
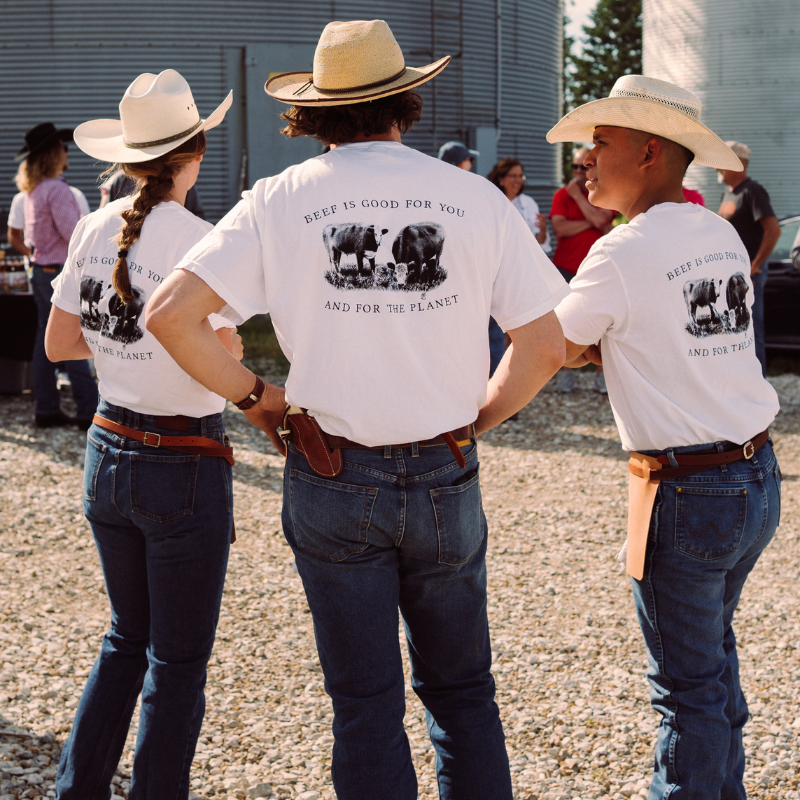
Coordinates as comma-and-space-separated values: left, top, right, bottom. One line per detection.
641, 137, 662, 170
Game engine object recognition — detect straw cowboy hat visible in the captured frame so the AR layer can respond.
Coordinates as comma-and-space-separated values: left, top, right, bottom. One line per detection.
15, 122, 73, 162
74, 69, 232, 163
266, 19, 450, 106
547, 75, 743, 171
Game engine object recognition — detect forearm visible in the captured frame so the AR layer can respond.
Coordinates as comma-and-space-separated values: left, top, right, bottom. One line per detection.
8, 228, 32, 258
577, 198, 613, 230
475, 311, 565, 435
752, 223, 781, 272
552, 218, 593, 237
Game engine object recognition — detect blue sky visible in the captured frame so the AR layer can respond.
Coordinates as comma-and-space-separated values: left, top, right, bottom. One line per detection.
565, 0, 598, 54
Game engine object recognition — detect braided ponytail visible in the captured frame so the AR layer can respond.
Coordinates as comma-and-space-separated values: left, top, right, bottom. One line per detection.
108, 131, 207, 304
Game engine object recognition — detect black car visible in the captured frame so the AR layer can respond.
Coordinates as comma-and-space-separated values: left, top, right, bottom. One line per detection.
765, 215, 800, 350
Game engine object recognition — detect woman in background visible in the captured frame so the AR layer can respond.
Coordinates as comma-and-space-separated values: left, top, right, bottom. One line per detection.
15, 122, 98, 427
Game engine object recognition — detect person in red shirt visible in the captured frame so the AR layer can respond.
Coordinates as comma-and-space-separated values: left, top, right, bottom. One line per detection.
682, 186, 705, 206
550, 146, 615, 392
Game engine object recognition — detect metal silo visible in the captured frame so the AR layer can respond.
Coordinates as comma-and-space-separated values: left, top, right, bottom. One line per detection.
0, 1, 562, 224
643, 0, 800, 217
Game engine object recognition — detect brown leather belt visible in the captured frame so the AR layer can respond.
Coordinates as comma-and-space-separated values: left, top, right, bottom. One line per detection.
92, 414, 235, 466
280, 407, 475, 477
629, 429, 769, 482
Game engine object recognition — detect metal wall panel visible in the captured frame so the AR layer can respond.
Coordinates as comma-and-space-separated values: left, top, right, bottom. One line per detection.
1, 0, 562, 224
643, 0, 800, 217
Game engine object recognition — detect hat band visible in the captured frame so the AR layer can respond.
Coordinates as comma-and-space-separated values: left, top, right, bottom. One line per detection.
123, 118, 202, 149
294, 66, 408, 97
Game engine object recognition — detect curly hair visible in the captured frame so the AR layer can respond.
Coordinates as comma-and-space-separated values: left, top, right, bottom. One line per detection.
15, 142, 65, 192
280, 90, 423, 146
486, 158, 525, 196
107, 131, 206, 304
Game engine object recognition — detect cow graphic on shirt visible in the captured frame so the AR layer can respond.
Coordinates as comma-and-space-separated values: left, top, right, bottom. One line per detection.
97, 282, 146, 345
322, 221, 447, 292
683, 272, 750, 337
79, 276, 105, 331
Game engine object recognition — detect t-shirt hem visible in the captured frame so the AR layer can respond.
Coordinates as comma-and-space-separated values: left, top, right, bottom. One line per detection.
495, 283, 570, 332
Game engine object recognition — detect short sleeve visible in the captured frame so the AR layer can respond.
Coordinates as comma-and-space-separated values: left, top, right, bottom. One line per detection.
749, 184, 775, 223
51, 216, 90, 316
7, 194, 24, 228
554, 244, 628, 346
491, 203, 570, 331
549, 189, 569, 218
176, 192, 268, 326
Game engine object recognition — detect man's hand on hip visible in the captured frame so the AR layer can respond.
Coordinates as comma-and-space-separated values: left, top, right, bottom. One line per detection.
243, 382, 288, 456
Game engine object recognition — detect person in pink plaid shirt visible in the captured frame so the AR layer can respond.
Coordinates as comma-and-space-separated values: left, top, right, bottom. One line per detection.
15, 122, 98, 428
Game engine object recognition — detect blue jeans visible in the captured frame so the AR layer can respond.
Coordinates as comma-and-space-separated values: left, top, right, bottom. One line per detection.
751, 266, 768, 376
632, 439, 781, 800
32, 265, 98, 417
282, 440, 512, 800
55, 399, 233, 800
488, 317, 505, 377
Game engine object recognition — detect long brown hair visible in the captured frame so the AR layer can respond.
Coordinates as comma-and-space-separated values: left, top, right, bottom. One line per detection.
15, 142, 64, 192
109, 131, 206, 304
486, 158, 524, 197
280, 90, 423, 146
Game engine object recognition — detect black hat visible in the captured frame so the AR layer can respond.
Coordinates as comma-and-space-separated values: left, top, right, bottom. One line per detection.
15, 122, 74, 162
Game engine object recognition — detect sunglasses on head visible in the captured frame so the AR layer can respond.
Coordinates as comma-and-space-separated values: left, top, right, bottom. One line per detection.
572, 163, 587, 171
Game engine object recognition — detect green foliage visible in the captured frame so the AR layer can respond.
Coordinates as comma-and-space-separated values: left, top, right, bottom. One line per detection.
238, 315, 289, 372
561, 0, 643, 183
569, 0, 643, 108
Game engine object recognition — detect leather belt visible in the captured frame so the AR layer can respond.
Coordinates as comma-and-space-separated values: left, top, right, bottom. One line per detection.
629, 429, 769, 482
279, 407, 475, 477
92, 414, 235, 466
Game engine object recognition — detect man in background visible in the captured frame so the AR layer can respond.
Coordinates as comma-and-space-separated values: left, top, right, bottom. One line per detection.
716, 141, 781, 375
550, 145, 615, 392
437, 140, 478, 171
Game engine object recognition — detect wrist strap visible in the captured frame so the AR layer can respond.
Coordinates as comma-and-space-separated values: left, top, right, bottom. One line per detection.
234, 375, 266, 410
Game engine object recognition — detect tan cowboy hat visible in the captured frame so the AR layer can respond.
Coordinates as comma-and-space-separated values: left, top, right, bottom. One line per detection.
74, 69, 232, 163
266, 19, 450, 107
547, 75, 743, 171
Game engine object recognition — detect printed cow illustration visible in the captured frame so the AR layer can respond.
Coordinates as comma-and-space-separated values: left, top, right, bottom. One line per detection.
388, 222, 445, 287
79, 276, 104, 330
98, 283, 146, 344
683, 278, 723, 326
323, 223, 389, 275
725, 271, 750, 330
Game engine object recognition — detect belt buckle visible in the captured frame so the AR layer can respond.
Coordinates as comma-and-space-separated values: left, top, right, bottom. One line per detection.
143, 432, 161, 448
742, 440, 755, 460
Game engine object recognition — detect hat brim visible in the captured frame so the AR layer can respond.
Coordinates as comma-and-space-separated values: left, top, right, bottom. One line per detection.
15, 128, 73, 162
546, 96, 743, 171
73, 91, 233, 164
265, 55, 450, 106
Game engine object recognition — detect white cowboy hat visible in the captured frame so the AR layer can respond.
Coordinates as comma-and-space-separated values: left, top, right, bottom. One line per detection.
546, 75, 743, 171
74, 69, 233, 163
266, 19, 450, 107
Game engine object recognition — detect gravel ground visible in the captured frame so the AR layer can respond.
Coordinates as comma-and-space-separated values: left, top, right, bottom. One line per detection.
1, 365, 799, 800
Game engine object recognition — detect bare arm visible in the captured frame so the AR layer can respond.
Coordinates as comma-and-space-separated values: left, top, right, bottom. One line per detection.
45, 306, 93, 361
147, 270, 287, 453
475, 310, 565, 435
8, 227, 32, 258
751, 215, 781, 274
566, 180, 615, 229
551, 215, 594, 238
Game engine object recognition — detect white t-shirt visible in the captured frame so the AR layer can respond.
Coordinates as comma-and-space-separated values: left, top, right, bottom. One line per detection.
178, 140, 569, 446
556, 202, 779, 451
512, 193, 551, 254
52, 197, 230, 417
8, 186, 90, 241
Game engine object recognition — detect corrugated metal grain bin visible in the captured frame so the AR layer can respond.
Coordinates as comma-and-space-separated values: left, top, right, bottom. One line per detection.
1, 0, 562, 225
643, 0, 800, 217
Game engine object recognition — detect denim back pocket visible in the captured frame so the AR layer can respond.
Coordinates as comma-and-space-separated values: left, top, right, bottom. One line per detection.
429, 470, 484, 566
675, 485, 748, 560
130, 452, 199, 523
289, 469, 378, 562
84, 435, 107, 502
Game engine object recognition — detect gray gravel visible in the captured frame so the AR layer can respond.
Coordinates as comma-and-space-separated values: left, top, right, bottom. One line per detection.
1, 365, 798, 800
